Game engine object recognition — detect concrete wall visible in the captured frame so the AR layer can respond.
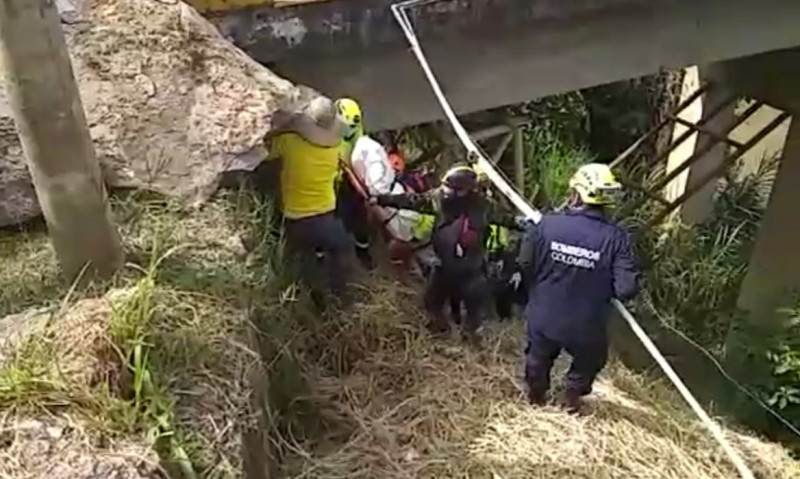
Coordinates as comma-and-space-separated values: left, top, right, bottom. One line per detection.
217, 0, 800, 129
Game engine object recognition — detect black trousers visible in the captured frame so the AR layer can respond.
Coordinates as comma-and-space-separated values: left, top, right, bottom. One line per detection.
336, 180, 371, 252
424, 267, 489, 334
285, 212, 353, 301
487, 252, 528, 320
525, 328, 608, 398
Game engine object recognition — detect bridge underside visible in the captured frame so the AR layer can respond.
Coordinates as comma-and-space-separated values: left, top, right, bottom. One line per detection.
217, 0, 800, 130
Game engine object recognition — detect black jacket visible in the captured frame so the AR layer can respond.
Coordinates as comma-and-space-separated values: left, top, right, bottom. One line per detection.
517, 207, 640, 343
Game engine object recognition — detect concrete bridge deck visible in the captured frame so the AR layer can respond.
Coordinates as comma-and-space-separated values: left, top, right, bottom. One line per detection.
213, 0, 800, 129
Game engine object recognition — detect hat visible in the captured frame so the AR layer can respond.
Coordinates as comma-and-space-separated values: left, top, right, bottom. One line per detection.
271, 96, 344, 148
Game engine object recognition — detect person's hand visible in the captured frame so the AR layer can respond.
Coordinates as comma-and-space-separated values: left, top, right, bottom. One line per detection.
508, 272, 522, 290
367, 196, 378, 206
513, 215, 532, 229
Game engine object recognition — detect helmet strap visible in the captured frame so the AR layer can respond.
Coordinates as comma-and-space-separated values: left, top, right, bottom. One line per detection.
568, 190, 583, 208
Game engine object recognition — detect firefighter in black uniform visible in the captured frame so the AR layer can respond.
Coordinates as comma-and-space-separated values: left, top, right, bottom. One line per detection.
516, 163, 640, 414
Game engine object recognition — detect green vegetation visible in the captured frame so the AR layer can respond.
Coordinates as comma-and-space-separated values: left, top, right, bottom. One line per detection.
633, 158, 777, 351
0, 190, 277, 478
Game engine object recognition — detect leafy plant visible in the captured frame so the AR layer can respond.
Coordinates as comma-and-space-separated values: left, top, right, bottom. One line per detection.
630, 156, 778, 352
522, 123, 594, 209
763, 306, 800, 414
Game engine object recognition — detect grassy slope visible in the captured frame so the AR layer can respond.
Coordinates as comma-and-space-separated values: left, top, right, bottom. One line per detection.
263, 279, 800, 479
1, 192, 798, 479
0, 191, 271, 478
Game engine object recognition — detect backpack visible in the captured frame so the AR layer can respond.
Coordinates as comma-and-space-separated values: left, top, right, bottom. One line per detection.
432, 196, 487, 271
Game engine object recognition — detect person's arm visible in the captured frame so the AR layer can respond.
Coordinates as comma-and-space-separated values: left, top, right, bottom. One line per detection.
375, 191, 435, 214
516, 222, 540, 281
480, 195, 526, 231
612, 229, 640, 301
253, 135, 284, 195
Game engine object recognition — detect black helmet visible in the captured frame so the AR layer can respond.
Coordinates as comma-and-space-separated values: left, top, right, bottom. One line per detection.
442, 165, 478, 195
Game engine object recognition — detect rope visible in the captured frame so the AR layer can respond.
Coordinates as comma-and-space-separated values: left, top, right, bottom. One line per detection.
643, 296, 800, 440
390, 2, 756, 478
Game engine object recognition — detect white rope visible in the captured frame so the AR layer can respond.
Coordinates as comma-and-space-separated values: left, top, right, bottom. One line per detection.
390, 3, 755, 478
643, 295, 800, 440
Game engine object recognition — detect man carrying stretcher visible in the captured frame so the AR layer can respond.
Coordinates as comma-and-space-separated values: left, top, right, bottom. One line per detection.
371, 163, 524, 345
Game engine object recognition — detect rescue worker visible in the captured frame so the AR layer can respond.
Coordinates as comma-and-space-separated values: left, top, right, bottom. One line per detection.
516, 163, 639, 413
335, 98, 374, 270
405, 169, 521, 323
265, 96, 354, 310
485, 225, 522, 320
372, 164, 520, 343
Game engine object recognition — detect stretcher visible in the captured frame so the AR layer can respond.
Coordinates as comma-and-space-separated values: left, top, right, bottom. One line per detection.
344, 135, 424, 244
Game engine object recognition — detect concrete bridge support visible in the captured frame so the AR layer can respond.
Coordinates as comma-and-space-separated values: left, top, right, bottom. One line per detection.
738, 117, 800, 318
663, 50, 800, 318
663, 65, 735, 225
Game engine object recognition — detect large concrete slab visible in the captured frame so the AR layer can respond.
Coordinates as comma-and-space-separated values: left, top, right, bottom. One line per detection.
217, 0, 800, 129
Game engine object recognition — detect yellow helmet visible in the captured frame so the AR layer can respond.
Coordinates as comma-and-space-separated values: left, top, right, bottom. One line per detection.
335, 98, 363, 139
472, 162, 489, 184
569, 163, 622, 205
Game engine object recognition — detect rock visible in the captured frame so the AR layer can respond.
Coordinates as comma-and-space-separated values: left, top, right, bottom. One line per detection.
0, 416, 160, 479
0, 106, 40, 227
0, 0, 313, 226
0, 306, 52, 357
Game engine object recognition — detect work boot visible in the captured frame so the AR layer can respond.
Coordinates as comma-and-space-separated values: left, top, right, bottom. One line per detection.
427, 315, 450, 337
310, 290, 327, 314
562, 390, 583, 415
528, 389, 546, 407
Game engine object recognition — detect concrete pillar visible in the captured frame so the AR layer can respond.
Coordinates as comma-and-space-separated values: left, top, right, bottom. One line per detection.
738, 116, 800, 317
664, 65, 736, 225
0, 0, 124, 280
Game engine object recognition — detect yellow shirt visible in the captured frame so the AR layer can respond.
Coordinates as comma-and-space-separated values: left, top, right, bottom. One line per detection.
268, 133, 341, 219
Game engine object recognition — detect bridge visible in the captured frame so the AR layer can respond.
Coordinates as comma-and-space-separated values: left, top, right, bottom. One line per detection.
202, 0, 800, 130
191, 0, 800, 321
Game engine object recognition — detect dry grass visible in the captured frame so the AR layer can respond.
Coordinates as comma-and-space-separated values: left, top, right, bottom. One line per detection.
0, 191, 268, 479
264, 279, 800, 479
0, 226, 61, 318
2, 189, 799, 479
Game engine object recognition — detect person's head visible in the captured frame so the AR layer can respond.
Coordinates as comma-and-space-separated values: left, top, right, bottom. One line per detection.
388, 151, 406, 173
304, 96, 338, 129
568, 163, 622, 209
335, 98, 363, 141
285, 96, 343, 147
441, 165, 480, 202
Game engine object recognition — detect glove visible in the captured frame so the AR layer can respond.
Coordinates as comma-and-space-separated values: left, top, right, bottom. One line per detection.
508, 271, 522, 290
513, 215, 532, 229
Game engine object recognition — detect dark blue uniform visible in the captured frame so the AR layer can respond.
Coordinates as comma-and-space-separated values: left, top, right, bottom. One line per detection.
517, 207, 639, 399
